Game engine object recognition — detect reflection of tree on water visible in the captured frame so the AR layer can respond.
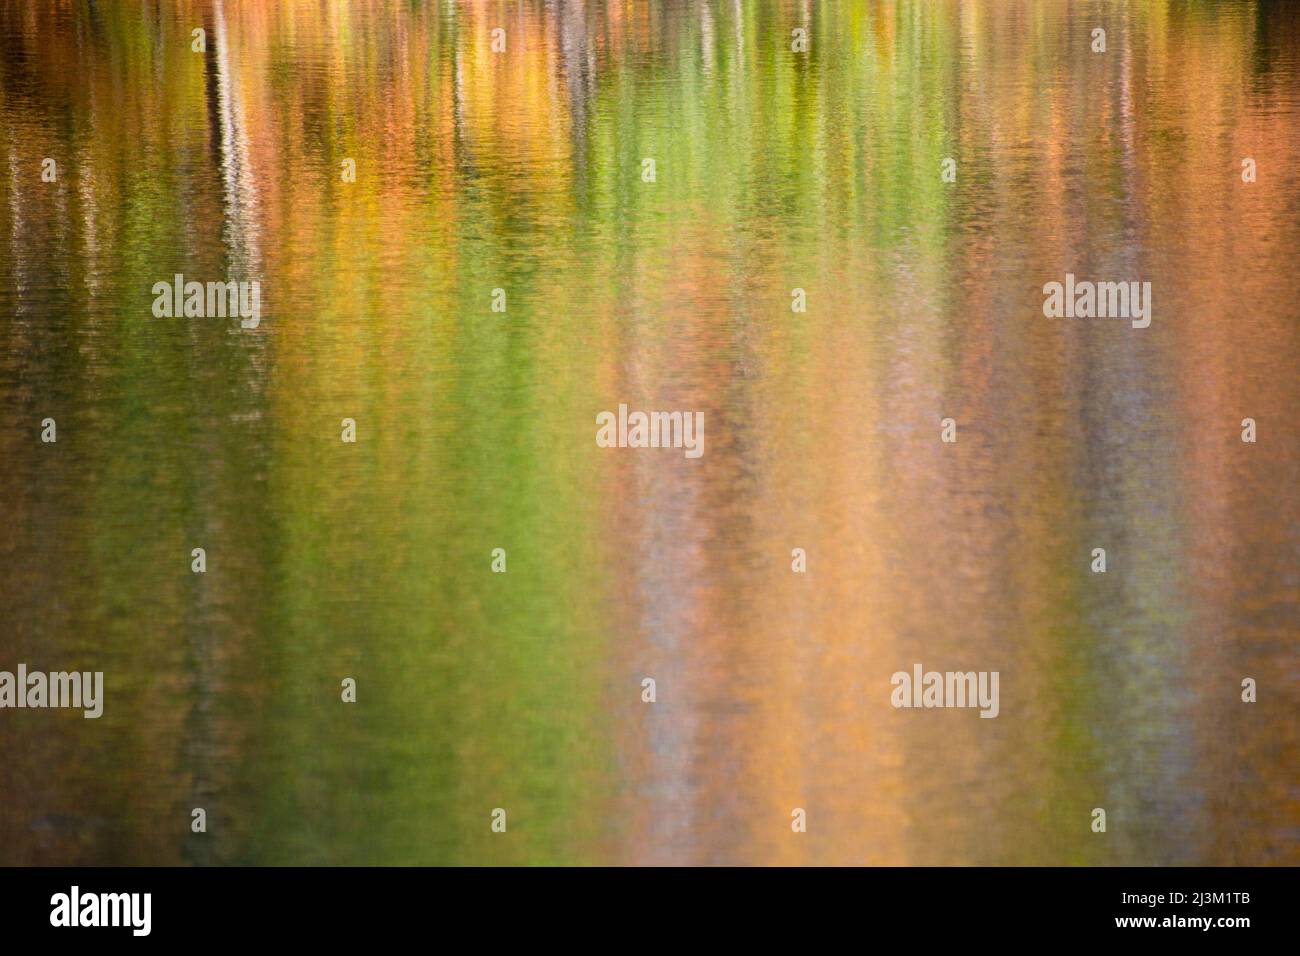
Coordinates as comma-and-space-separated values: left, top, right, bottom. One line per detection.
182, 0, 268, 866
202, 0, 260, 298
558, 0, 595, 185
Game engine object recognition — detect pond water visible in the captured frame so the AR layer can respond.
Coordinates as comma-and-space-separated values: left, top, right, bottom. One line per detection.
0, 0, 1296, 865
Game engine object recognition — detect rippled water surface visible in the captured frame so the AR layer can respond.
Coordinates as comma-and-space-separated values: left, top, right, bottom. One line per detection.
1, 0, 1297, 865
